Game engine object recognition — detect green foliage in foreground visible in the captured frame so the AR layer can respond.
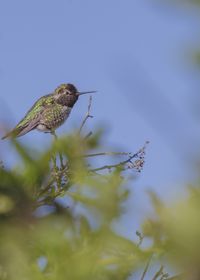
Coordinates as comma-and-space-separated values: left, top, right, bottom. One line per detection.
0, 133, 150, 280
143, 189, 200, 280
1, 132, 200, 280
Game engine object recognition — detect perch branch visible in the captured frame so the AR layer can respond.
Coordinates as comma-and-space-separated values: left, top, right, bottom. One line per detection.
51, 131, 65, 170
79, 96, 93, 134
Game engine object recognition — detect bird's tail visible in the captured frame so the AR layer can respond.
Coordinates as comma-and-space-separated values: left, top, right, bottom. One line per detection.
1, 134, 8, 140
1, 128, 22, 140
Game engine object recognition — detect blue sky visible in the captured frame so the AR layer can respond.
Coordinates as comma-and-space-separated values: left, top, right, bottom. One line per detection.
0, 0, 200, 237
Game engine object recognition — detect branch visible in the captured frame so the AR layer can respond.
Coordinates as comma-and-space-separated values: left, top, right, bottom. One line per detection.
37, 141, 149, 206
78, 96, 93, 134
140, 255, 153, 280
89, 141, 149, 173
83, 152, 133, 158
136, 231, 144, 247
152, 265, 164, 280
84, 131, 93, 140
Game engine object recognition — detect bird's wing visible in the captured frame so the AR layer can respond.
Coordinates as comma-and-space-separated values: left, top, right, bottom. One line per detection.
2, 94, 54, 139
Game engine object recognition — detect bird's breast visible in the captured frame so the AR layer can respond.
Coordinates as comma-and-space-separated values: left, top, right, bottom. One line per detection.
52, 106, 71, 125
38, 105, 72, 131
62, 106, 71, 118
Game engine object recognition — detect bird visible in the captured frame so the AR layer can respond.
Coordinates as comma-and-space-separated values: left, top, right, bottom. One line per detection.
2, 83, 96, 139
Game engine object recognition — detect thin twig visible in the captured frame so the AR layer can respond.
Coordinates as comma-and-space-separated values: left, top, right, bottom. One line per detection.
79, 96, 93, 134
84, 131, 93, 140
140, 255, 153, 280
89, 153, 138, 172
152, 265, 164, 280
37, 178, 54, 197
89, 141, 149, 173
136, 231, 144, 248
51, 154, 57, 170
51, 131, 65, 169
83, 152, 132, 158
160, 273, 169, 280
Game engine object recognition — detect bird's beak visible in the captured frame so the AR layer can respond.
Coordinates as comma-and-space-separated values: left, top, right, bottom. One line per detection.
76, 91, 97, 96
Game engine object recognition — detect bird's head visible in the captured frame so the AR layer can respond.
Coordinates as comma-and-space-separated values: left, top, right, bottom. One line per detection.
55, 83, 78, 96
54, 83, 97, 107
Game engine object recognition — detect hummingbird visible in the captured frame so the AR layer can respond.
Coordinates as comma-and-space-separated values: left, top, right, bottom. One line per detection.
2, 83, 96, 139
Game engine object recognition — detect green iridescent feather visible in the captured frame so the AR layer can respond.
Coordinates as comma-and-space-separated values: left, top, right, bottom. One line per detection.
2, 94, 55, 139
16, 94, 54, 128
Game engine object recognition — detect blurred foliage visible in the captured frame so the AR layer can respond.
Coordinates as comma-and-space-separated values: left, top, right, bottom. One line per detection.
3, 130, 200, 280
2, 115, 200, 280
142, 188, 200, 280
144, 1, 200, 278
0, 132, 151, 280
